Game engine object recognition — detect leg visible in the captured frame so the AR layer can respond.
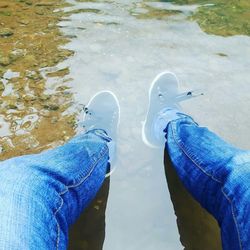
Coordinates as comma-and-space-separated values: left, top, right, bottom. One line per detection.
143, 72, 250, 250
165, 115, 250, 250
0, 129, 110, 250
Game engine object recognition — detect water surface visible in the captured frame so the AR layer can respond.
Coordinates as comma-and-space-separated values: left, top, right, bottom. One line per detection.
56, 0, 250, 249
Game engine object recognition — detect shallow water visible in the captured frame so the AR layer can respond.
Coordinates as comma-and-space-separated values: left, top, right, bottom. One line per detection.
55, 0, 250, 249
1, 0, 250, 249
0, 0, 76, 159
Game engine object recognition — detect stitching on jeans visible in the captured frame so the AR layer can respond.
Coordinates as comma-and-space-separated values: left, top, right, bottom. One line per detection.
53, 146, 108, 250
170, 121, 243, 250
56, 220, 61, 250
170, 122, 222, 183
221, 189, 243, 250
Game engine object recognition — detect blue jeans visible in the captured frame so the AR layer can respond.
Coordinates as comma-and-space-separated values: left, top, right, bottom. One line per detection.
165, 116, 250, 250
0, 117, 249, 249
0, 129, 110, 250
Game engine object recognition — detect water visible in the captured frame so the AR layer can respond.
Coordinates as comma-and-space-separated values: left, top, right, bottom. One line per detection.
1, 0, 250, 249
51, 0, 250, 249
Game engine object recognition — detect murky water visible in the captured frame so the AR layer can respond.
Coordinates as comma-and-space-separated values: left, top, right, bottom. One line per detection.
1, 0, 250, 249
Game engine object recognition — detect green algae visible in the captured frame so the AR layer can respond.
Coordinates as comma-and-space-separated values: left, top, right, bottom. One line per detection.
167, 0, 250, 36
156, 0, 250, 36
65, 8, 102, 15
131, 3, 182, 20
46, 67, 70, 78
135, 8, 182, 20
192, 1, 250, 36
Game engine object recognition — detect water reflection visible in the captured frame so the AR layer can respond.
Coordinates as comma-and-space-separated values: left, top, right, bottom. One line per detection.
69, 176, 110, 250
164, 149, 222, 249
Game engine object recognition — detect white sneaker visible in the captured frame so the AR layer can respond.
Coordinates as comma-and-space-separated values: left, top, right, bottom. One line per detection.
142, 71, 203, 148
83, 91, 120, 140
82, 91, 120, 176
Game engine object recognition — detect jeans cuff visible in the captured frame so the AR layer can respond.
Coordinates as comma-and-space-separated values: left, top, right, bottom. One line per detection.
86, 129, 112, 143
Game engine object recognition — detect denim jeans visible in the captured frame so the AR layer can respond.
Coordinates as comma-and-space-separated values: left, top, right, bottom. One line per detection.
165, 115, 250, 250
0, 118, 249, 250
0, 129, 110, 250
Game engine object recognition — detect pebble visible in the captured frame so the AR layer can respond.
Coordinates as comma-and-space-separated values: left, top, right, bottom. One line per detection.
35, 2, 54, 7
5, 104, 18, 110
51, 117, 58, 124
0, 4, 8, 8
0, 82, 4, 91
18, 19, 29, 25
22, 94, 36, 102
0, 28, 14, 37
35, 9, 45, 15
9, 49, 25, 61
25, 1, 33, 5
40, 62, 48, 68
39, 94, 50, 101
0, 56, 11, 66
43, 104, 59, 111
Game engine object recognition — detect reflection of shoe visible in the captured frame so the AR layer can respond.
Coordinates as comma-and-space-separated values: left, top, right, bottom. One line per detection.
142, 71, 203, 148
83, 91, 120, 176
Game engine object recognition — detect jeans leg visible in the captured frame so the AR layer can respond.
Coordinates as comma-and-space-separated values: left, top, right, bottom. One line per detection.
165, 117, 250, 250
0, 129, 110, 250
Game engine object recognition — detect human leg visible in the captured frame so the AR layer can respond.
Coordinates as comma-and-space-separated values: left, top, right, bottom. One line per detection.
0, 130, 110, 250
165, 115, 250, 250
0, 91, 120, 250
143, 71, 250, 250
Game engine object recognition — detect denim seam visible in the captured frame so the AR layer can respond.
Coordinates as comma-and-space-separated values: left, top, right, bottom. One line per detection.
221, 189, 243, 250
170, 121, 222, 184
53, 145, 108, 250
170, 121, 243, 250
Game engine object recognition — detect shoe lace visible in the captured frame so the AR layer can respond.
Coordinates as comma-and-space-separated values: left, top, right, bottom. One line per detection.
158, 90, 204, 103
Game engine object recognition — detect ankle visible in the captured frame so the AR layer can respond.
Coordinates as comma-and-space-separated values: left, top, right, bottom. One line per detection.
153, 107, 188, 142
